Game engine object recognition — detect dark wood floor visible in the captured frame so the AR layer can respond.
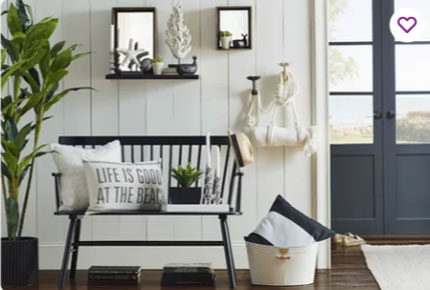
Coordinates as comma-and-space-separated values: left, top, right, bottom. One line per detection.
3, 243, 380, 290
5, 237, 429, 290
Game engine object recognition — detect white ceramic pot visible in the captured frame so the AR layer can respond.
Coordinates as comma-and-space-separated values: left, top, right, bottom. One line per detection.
220, 36, 232, 49
153, 62, 164, 75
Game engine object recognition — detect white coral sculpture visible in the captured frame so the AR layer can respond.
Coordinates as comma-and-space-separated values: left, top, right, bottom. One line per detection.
165, 1, 192, 63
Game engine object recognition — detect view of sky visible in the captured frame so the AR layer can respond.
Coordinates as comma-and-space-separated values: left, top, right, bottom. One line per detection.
328, 0, 430, 142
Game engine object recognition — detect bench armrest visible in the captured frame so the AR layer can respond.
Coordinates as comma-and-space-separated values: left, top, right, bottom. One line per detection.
52, 173, 61, 211
234, 170, 243, 213
227, 165, 244, 213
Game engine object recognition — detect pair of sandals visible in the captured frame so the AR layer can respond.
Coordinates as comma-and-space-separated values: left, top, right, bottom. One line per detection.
333, 232, 366, 247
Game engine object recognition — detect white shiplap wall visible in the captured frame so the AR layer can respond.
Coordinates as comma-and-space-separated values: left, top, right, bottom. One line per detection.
1, 0, 321, 269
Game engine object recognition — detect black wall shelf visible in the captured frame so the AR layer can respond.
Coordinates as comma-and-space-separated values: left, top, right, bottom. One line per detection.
216, 47, 252, 50
105, 73, 199, 80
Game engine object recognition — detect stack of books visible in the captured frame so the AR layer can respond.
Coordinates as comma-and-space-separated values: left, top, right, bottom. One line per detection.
88, 266, 141, 286
161, 263, 216, 286
162, 67, 178, 75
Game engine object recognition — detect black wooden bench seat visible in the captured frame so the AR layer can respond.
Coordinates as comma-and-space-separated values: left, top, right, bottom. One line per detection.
55, 210, 242, 216
53, 136, 243, 288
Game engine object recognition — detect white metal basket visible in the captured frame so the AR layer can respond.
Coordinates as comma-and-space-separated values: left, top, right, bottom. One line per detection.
245, 241, 318, 286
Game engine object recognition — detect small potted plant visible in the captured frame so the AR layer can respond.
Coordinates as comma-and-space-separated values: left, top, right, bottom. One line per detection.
152, 56, 165, 75
219, 31, 232, 49
170, 163, 203, 204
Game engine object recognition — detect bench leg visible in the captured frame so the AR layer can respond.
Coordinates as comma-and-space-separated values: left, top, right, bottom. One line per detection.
69, 218, 81, 280
219, 215, 236, 288
59, 217, 77, 288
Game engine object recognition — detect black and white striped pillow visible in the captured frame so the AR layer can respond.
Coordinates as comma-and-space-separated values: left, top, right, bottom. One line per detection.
245, 195, 335, 247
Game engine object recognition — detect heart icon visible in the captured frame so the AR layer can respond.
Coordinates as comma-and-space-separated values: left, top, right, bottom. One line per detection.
397, 17, 417, 33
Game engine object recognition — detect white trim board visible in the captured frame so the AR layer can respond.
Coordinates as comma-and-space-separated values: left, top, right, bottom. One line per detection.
310, 0, 331, 269
40, 243, 248, 270
39, 241, 329, 270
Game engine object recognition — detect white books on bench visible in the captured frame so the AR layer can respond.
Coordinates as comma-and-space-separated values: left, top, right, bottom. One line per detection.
166, 204, 230, 213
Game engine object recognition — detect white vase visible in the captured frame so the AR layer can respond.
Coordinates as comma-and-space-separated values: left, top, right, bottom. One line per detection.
153, 62, 164, 75
220, 36, 232, 49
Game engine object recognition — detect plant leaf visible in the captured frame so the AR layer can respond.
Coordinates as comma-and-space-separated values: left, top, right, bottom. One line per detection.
44, 86, 93, 112
18, 164, 30, 184
16, 0, 31, 31
44, 82, 59, 103
2, 150, 18, 176
50, 41, 65, 57
1, 48, 6, 66
1, 95, 13, 114
23, 17, 58, 52
17, 144, 46, 177
72, 51, 91, 62
27, 67, 40, 88
18, 92, 44, 118
44, 69, 68, 92
23, 43, 48, 70
2, 161, 12, 180
50, 45, 74, 71
23, 4, 33, 29
15, 122, 33, 150
7, 4, 23, 36
2, 139, 20, 157
1, 34, 17, 62
5, 118, 18, 142
1, 60, 25, 91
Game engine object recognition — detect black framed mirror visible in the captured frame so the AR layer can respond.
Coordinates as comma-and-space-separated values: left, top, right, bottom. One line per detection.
112, 7, 157, 72
217, 6, 252, 50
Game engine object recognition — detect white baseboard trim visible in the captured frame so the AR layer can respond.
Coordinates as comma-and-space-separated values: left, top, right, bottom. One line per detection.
39, 243, 249, 270
39, 242, 330, 270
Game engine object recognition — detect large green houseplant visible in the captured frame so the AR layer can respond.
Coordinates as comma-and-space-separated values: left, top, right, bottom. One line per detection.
1, 0, 90, 285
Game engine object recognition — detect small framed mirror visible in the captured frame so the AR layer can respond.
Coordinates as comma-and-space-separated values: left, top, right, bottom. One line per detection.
217, 6, 252, 50
112, 7, 157, 71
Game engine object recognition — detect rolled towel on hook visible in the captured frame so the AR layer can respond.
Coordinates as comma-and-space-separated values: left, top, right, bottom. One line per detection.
246, 63, 318, 156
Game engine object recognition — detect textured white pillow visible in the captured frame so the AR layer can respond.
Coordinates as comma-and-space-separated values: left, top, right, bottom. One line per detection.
83, 160, 166, 212
51, 140, 121, 211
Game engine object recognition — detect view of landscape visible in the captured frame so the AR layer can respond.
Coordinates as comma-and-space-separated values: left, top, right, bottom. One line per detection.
328, 0, 430, 144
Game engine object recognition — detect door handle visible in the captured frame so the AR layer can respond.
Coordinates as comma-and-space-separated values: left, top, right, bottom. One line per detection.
386, 110, 396, 119
373, 111, 383, 119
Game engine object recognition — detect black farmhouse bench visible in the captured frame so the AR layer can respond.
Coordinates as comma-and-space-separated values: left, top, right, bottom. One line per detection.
53, 135, 243, 288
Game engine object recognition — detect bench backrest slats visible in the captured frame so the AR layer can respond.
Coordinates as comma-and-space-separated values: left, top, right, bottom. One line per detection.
59, 136, 231, 146
58, 136, 239, 209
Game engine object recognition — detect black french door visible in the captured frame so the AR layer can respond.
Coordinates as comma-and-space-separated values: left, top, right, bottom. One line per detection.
329, 0, 430, 235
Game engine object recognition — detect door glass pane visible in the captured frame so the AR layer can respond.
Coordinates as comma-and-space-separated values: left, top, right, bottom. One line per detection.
329, 45, 373, 92
396, 45, 430, 91
330, 95, 374, 144
395, 0, 430, 40
396, 94, 430, 143
328, 0, 372, 41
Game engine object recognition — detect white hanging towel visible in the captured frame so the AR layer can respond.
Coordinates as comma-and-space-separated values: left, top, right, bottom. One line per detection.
247, 69, 318, 156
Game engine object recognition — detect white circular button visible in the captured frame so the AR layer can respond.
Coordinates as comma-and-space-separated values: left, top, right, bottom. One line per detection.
390, 8, 425, 43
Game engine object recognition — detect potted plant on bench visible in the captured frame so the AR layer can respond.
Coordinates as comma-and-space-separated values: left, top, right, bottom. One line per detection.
170, 163, 203, 204
1, 0, 90, 286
